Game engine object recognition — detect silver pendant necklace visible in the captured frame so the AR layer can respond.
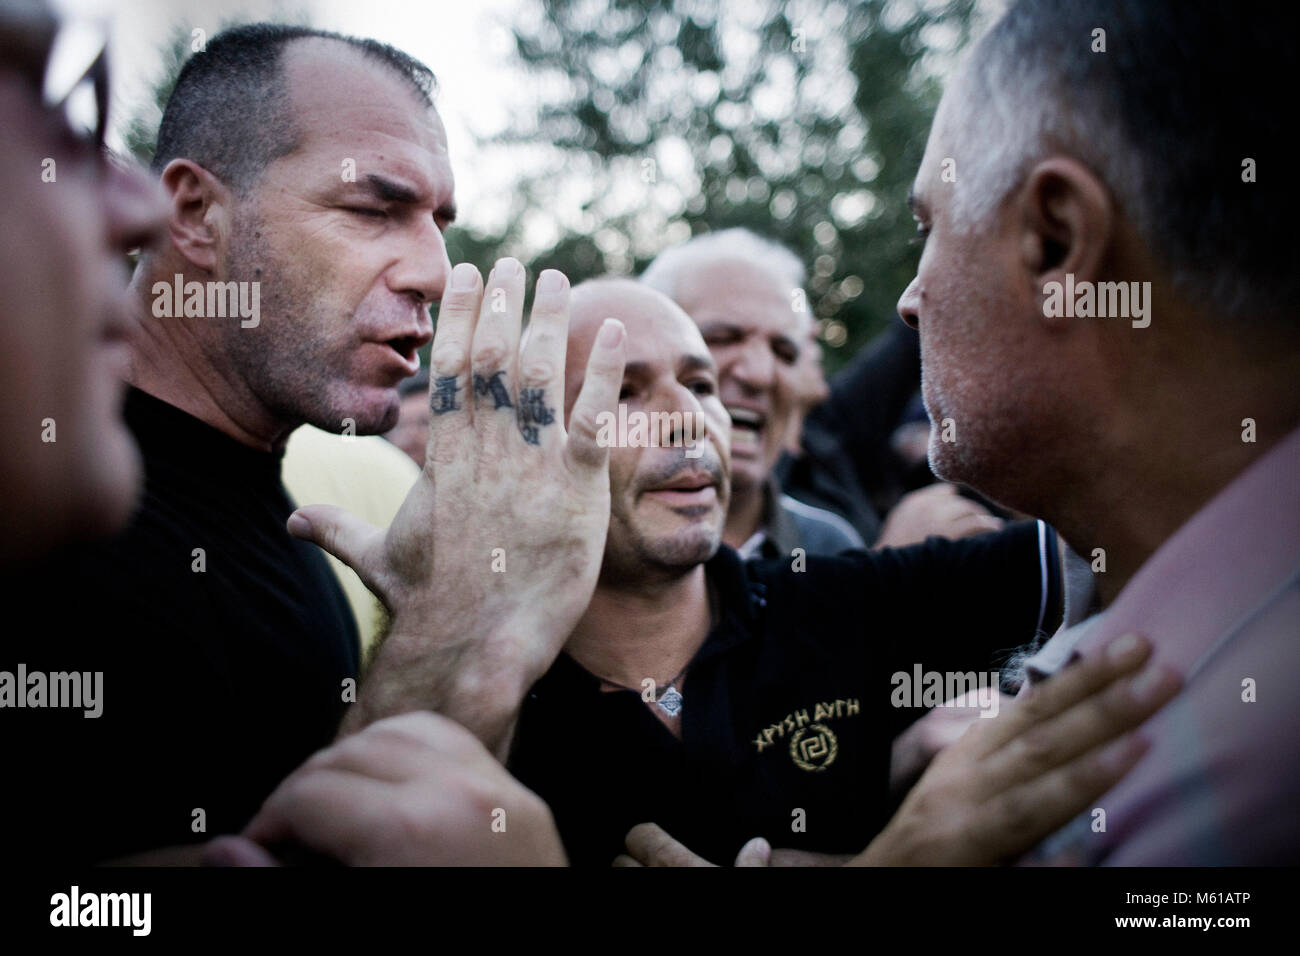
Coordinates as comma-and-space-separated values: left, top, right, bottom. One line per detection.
594, 584, 715, 719
598, 663, 689, 717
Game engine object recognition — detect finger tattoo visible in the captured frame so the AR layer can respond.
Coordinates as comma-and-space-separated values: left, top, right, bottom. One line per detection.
516, 387, 556, 445
431, 375, 462, 414
472, 371, 514, 410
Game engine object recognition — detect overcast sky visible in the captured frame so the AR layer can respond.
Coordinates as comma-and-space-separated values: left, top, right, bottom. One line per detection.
54, 0, 536, 231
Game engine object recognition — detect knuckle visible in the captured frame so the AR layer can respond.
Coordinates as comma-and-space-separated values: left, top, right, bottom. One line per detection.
279, 771, 323, 811
318, 521, 344, 558
392, 800, 440, 847
471, 344, 508, 371
1008, 728, 1058, 774
519, 359, 557, 386
459, 773, 501, 816
300, 746, 341, 773
1103, 677, 1142, 715
329, 733, 378, 764
568, 408, 601, 442
431, 345, 467, 378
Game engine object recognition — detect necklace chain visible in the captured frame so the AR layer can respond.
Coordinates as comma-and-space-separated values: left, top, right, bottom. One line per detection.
597, 663, 689, 717
592, 585, 714, 718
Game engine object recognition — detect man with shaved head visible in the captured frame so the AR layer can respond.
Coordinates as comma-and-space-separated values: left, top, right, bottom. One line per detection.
641, 231, 864, 559
559, 280, 733, 581
501, 277, 1175, 866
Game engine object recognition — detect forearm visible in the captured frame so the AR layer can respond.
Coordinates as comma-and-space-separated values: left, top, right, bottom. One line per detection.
342, 629, 535, 761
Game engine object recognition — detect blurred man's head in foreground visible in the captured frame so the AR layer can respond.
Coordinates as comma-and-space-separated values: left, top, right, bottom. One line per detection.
0, 0, 164, 566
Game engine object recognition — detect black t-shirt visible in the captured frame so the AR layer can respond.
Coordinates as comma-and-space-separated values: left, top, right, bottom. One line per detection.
508, 521, 1061, 866
1, 389, 359, 863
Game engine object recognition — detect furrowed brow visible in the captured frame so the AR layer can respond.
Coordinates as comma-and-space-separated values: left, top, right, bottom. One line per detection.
362, 173, 456, 225
364, 173, 421, 204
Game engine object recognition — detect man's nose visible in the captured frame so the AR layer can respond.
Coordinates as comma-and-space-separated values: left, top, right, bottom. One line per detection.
389, 221, 452, 324
728, 338, 775, 391
897, 275, 921, 330
104, 155, 167, 255
656, 383, 711, 448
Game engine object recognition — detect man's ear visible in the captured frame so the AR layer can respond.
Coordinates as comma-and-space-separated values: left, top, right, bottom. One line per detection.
159, 158, 233, 273
1015, 157, 1114, 328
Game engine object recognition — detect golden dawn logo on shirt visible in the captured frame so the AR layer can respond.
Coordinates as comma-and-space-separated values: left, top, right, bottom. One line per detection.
752, 698, 860, 771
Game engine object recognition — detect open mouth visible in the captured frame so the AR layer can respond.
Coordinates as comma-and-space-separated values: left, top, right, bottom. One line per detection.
726, 405, 765, 454
383, 336, 423, 374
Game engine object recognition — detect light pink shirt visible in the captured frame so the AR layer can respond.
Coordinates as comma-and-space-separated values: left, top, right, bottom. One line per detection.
1018, 426, 1300, 865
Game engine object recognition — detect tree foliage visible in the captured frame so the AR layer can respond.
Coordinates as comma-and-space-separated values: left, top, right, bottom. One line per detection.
461, 0, 977, 370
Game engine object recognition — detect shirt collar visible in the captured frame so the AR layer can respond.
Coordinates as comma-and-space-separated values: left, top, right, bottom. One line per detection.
124, 386, 285, 484
1022, 609, 1110, 686
736, 529, 766, 560
759, 472, 802, 558
1024, 426, 1300, 682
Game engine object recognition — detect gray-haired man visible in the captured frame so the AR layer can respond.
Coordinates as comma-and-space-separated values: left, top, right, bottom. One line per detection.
642, 227, 1002, 559
897, 0, 1298, 864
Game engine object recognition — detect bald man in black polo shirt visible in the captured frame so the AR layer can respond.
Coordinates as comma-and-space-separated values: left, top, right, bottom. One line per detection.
507, 279, 1068, 865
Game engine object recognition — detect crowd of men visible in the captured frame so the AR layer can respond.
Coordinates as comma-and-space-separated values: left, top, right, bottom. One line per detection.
0, 0, 1294, 867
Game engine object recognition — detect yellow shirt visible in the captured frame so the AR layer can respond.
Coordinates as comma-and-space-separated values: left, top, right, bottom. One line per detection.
281, 426, 418, 669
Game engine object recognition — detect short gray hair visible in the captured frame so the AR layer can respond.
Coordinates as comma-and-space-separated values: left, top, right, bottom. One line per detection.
640, 228, 806, 304
154, 24, 436, 195
941, 0, 1293, 324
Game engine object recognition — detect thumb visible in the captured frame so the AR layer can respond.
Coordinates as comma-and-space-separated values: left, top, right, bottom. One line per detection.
565, 318, 625, 471
734, 836, 772, 867
287, 504, 385, 596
